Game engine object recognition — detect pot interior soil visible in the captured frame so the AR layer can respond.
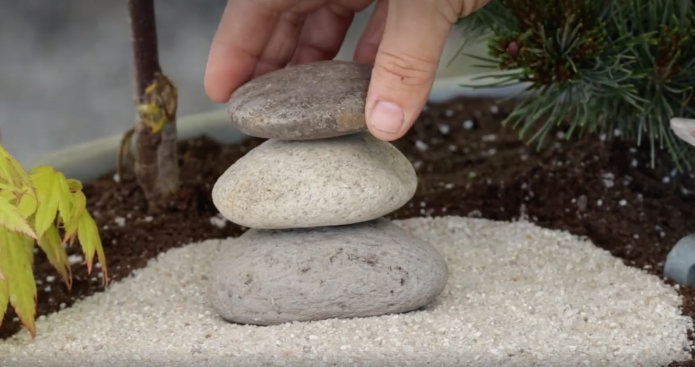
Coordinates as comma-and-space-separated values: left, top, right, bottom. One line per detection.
4, 97, 695, 366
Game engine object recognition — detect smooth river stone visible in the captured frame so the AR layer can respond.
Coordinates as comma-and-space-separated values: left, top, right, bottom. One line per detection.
226, 60, 372, 140
207, 218, 449, 325
211, 132, 417, 229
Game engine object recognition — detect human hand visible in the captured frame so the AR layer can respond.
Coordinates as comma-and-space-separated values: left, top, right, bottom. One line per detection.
204, 0, 490, 141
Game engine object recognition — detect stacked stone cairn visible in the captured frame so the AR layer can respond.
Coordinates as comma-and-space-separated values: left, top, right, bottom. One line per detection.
208, 60, 449, 325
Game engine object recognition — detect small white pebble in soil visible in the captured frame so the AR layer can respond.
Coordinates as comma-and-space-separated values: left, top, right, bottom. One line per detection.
44, 286, 51, 292
556, 131, 566, 139
415, 140, 429, 152
600, 133, 607, 141
438, 124, 450, 135
412, 161, 423, 170
482, 134, 497, 142
103, 225, 109, 230
490, 105, 499, 114
59, 303, 66, 309
619, 199, 627, 206
520, 154, 528, 161
448, 144, 457, 152
631, 159, 638, 167
68, 254, 83, 266
487, 148, 497, 156
463, 120, 475, 130
601, 172, 615, 188
114, 217, 126, 227
112, 173, 121, 183
633, 234, 639, 239
467, 210, 482, 218
660, 231, 666, 238
663, 176, 671, 184
210, 215, 227, 229
614, 129, 622, 137
597, 199, 603, 206
444, 109, 454, 117
144, 216, 153, 222
46, 275, 56, 283
445, 183, 455, 189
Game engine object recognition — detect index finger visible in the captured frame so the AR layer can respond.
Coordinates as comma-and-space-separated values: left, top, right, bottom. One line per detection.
204, 0, 283, 103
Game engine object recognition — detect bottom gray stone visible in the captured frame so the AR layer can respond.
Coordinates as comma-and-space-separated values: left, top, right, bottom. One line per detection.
664, 233, 695, 285
207, 218, 449, 325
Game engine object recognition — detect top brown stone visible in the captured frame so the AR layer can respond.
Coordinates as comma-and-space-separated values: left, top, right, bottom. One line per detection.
226, 60, 373, 140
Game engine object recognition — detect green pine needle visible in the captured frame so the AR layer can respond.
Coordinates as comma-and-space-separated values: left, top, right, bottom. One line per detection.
456, 0, 695, 169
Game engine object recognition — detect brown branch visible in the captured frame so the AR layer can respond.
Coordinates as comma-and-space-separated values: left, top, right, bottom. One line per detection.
125, 0, 180, 214
128, 0, 161, 99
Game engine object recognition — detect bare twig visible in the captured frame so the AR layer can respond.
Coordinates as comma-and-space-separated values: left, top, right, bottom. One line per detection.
123, 0, 180, 213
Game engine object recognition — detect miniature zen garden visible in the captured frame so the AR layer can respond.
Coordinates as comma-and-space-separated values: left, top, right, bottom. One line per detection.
1, 0, 695, 366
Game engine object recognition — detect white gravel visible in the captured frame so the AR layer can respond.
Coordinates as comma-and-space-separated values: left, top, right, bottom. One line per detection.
1, 216, 691, 366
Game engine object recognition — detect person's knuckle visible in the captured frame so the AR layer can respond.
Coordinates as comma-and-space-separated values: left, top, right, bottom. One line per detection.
376, 50, 436, 87
435, 0, 463, 23
435, 0, 486, 20
461, 0, 489, 16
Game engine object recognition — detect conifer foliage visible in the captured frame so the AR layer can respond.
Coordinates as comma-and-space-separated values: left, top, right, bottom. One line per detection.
458, 0, 695, 168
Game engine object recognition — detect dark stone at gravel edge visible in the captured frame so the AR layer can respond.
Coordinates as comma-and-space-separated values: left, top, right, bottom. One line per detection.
5, 97, 695, 367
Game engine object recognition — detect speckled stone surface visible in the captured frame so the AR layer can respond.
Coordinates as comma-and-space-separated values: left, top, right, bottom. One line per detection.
226, 60, 372, 140
211, 132, 418, 229
207, 218, 449, 325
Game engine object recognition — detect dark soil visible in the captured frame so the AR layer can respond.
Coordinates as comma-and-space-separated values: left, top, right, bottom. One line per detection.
4, 97, 695, 366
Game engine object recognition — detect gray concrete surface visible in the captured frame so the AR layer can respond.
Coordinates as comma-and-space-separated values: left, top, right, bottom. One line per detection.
0, 1, 487, 166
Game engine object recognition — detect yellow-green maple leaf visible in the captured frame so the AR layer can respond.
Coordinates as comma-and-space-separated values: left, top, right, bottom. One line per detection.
36, 225, 72, 290
16, 190, 37, 219
63, 189, 87, 245
66, 179, 82, 192
0, 264, 8, 327
77, 207, 109, 286
0, 229, 37, 337
0, 196, 36, 239
30, 166, 72, 240
0, 145, 33, 191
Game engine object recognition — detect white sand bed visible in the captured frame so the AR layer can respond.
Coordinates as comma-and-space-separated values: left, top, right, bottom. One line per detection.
0, 216, 691, 366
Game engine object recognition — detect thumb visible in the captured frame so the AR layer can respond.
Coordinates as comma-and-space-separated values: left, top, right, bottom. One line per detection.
364, 0, 457, 141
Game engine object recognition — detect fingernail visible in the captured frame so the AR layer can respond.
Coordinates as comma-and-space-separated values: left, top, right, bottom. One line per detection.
370, 100, 404, 133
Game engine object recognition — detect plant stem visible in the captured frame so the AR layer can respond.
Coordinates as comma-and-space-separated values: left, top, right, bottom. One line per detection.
127, 0, 180, 213
129, 0, 160, 98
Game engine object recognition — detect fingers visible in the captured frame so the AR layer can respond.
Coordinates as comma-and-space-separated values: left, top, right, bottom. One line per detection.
364, 0, 459, 141
353, 0, 388, 64
289, 3, 356, 65
204, 0, 282, 103
252, 11, 307, 77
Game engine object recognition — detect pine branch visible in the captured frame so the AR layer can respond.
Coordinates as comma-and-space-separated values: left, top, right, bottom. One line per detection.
125, 0, 180, 213
456, 0, 695, 169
